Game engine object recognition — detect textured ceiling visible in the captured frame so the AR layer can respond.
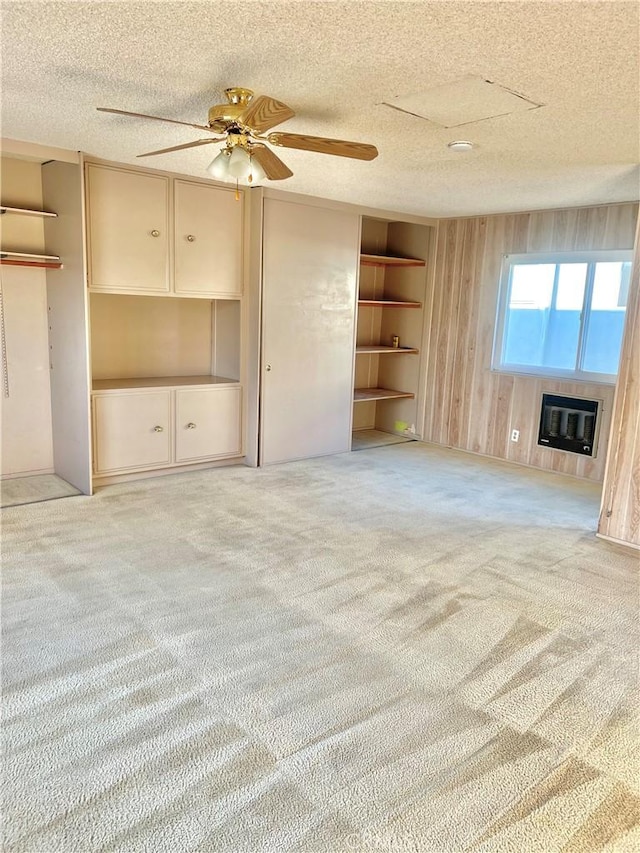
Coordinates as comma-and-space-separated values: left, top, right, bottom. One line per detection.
1, 1, 639, 218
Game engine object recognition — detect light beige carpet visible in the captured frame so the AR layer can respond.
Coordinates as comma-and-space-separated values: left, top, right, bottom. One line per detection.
2, 443, 639, 852
1, 473, 81, 508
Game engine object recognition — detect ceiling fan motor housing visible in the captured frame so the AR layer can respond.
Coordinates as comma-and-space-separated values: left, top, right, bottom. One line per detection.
208, 87, 255, 127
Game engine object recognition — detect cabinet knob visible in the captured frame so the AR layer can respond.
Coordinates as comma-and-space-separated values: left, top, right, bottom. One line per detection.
265, 364, 272, 372
186, 234, 196, 242
186, 422, 197, 429
153, 425, 164, 432
150, 229, 160, 238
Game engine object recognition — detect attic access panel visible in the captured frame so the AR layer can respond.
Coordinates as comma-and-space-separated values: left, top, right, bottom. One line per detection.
383, 75, 542, 128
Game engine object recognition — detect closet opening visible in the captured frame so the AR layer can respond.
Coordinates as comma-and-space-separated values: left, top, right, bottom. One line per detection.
1, 151, 91, 501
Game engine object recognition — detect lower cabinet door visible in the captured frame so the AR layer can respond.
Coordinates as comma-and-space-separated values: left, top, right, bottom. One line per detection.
93, 391, 171, 473
175, 386, 242, 462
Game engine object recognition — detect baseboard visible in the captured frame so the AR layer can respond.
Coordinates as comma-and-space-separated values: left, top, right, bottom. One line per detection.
416, 440, 603, 486
93, 457, 245, 488
595, 532, 640, 552
1, 467, 56, 480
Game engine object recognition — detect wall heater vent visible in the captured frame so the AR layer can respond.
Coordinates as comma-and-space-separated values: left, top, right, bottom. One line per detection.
538, 393, 601, 457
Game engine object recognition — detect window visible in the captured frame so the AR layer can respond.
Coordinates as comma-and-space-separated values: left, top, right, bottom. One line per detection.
493, 251, 632, 383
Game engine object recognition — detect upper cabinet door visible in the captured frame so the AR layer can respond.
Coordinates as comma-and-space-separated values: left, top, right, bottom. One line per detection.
174, 180, 242, 298
86, 165, 170, 294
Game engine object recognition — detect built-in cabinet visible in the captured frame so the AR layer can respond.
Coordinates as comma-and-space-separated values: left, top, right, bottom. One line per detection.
88, 291, 244, 482
85, 161, 246, 485
92, 381, 241, 474
353, 217, 431, 442
86, 163, 243, 298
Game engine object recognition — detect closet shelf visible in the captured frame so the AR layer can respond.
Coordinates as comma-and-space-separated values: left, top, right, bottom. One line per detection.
1, 260, 63, 269
1, 251, 60, 260
358, 299, 422, 308
356, 345, 419, 354
1, 259, 63, 269
1, 250, 62, 270
0, 206, 57, 218
354, 388, 415, 402
360, 253, 425, 268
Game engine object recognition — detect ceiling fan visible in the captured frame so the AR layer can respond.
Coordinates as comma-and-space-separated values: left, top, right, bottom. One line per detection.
97, 87, 379, 182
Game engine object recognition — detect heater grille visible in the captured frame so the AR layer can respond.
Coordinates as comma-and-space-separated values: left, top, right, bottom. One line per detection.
538, 393, 600, 457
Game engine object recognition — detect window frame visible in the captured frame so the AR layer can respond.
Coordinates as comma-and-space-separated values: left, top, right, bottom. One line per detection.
492, 249, 633, 385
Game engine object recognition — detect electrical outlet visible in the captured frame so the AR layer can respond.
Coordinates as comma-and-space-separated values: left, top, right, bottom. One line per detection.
511, 429, 520, 442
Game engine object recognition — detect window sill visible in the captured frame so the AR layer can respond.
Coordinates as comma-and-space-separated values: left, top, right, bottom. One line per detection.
490, 366, 617, 386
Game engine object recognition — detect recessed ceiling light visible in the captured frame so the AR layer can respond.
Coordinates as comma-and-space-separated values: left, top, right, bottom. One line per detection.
447, 140, 474, 151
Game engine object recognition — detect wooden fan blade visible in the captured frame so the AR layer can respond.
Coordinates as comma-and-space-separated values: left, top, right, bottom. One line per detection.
137, 139, 221, 158
97, 107, 215, 133
237, 95, 295, 133
250, 144, 293, 180
267, 132, 378, 161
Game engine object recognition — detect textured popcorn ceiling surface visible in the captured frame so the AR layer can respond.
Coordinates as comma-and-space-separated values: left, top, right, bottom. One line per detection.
1, 1, 639, 217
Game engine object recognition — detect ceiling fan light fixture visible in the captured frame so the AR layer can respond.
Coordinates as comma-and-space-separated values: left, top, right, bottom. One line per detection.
206, 148, 231, 179
228, 145, 253, 178
206, 144, 266, 185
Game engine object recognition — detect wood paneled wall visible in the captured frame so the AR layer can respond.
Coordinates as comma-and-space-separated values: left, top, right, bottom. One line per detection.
598, 214, 640, 546
423, 203, 638, 481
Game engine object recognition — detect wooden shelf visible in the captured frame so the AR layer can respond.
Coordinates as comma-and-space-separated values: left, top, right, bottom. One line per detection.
1, 251, 60, 261
0, 205, 57, 218
1, 206, 61, 267
354, 217, 430, 441
356, 345, 419, 354
354, 388, 415, 402
0, 259, 63, 269
0, 250, 62, 270
358, 299, 421, 309
360, 253, 425, 268
92, 375, 239, 391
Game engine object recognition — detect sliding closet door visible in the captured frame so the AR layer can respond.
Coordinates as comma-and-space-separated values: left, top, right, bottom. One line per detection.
260, 198, 359, 465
